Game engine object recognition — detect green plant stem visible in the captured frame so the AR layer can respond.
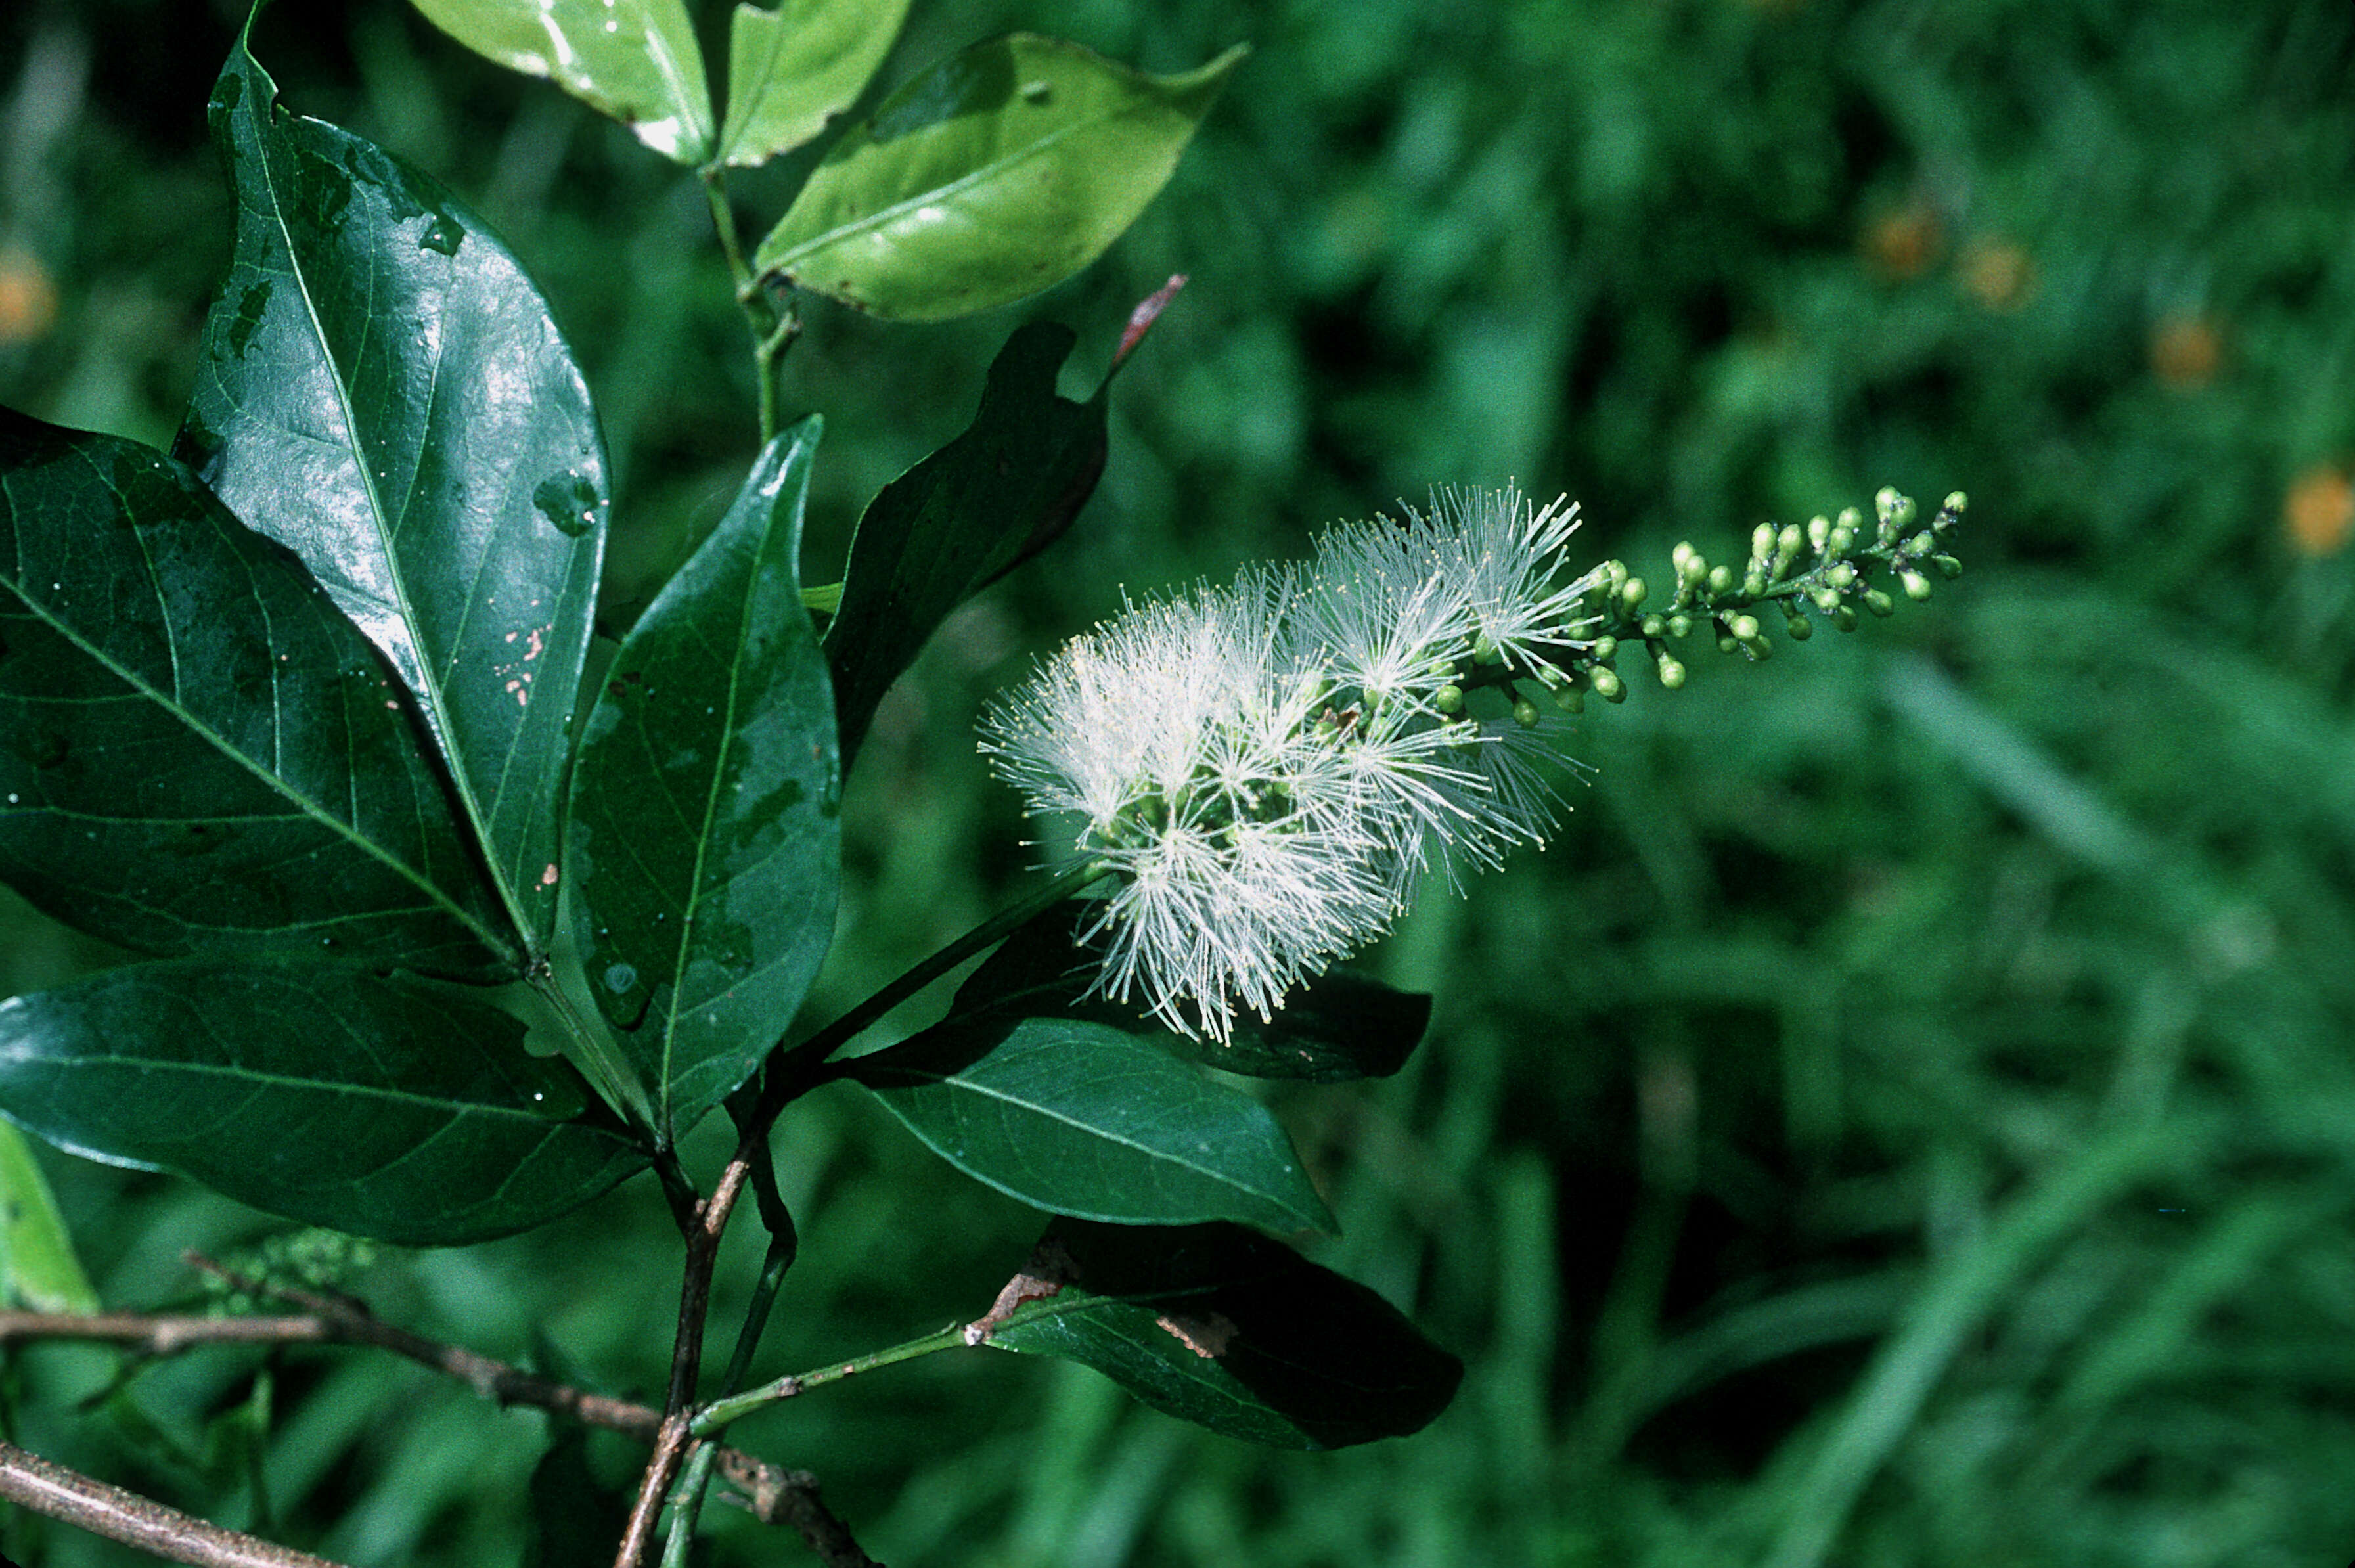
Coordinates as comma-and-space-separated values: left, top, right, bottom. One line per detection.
659, 1442, 720, 1568
694, 1323, 970, 1435
699, 164, 799, 446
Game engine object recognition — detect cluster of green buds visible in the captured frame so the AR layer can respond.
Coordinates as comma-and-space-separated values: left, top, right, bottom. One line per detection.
1523, 487, 1967, 711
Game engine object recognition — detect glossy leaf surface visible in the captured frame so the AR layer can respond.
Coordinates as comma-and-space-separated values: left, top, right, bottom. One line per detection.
824, 322, 1106, 771
715, 0, 908, 168
409, 0, 713, 162
177, 35, 606, 958
849, 1015, 1334, 1232
568, 420, 840, 1142
0, 413, 515, 977
954, 910, 1431, 1081
754, 34, 1244, 320
987, 1219, 1463, 1448
0, 1121, 97, 1313
0, 960, 644, 1245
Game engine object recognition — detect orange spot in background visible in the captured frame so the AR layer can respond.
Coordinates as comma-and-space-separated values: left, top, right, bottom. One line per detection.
0, 250, 58, 344
2286, 465, 2355, 556
1958, 238, 2035, 313
1863, 203, 1943, 280
2151, 314, 2222, 389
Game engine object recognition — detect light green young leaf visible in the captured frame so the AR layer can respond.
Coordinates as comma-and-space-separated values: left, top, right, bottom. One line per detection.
0, 1121, 97, 1314
716, 0, 909, 168
755, 34, 1245, 320
409, 0, 714, 162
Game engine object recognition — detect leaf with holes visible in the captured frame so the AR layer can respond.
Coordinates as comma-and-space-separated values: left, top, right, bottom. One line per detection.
0, 411, 515, 977
568, 420, 840, 1144
176, 28, 606, 960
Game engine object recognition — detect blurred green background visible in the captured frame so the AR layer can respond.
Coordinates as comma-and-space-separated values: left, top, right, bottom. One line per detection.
5, 0, 2355, 1563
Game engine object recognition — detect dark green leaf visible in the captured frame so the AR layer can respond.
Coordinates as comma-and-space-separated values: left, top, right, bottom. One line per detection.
568, 420, 841, 1143
824, 322, 1106, 771
953, 910, 1431, 1081
0, 960, 644, 1245
409, 0, 713, 162
715, 0, 910, 168
177, 32, 607, 960
753, 34, 1244, 320
0, 413, 516, 978
985, 1219, 1462, 1448
848, 1014, 1334, 1232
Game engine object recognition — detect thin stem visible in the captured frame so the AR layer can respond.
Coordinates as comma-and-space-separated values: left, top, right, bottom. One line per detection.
660, 1443, 719, 1568
694, 1322, 970, 1435
700, 164, 798, 446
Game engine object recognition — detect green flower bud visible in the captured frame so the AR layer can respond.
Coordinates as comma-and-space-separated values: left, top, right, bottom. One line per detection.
1717, 633, 1739, 653
1743, 635, 1771, 661
1641, 613, 1666, 639
1655, 651, 1685, 689
1826, 562, 1856, 589
1591, 635, 1618, 662
1707, 564, 1734, 594
1827, 524, 1856, 556
1605, 559, 1629, 592
1512, 696, 1541, 728
1907, 531, 1935, 557
1833, 604, 1859, 632
1592, 665, 1625, 701
1667, 612, 1693, 638
1784, 614, 1812, 640
1725, 612, 1761, 642
1473, 632, 1501, 665
1863, 587, 1895, 617
1435, 683, 1465, 715
1933, 553, 1963, 579
1807, 513, 1831, 553
1810, 584, 1843, 615
1556, 686, 1584, 713
1900, 569, 1933, 601
1620, 576, 1648, 610
1751, 522, 1778, 564
1776, 524, 1804, 567
1836, 506, 1863, 539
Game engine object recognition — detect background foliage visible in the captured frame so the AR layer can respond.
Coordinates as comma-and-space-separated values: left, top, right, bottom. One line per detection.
3, 0, 2354, 1563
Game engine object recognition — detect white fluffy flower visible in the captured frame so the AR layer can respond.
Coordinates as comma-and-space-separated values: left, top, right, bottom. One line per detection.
982, 485, 1595, 1039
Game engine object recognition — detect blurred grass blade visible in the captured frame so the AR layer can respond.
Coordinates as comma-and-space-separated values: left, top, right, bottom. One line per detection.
409, 0, 713, 162
0, 1120, 96, 1313
754, 34, 1245, 320
1762, 1115, 2203, 1568
715, 0, 908, 168
178, 31, 608, 958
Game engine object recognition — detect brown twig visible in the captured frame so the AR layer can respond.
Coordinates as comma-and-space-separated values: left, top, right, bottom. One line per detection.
151, 1257, 874, 1562
614, 1150, 755, 1568
0, 1438, 348, 1568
